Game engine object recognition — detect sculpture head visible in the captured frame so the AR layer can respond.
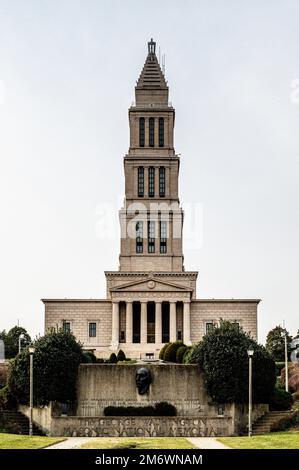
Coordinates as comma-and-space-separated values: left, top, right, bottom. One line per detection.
135, 367, 152, 395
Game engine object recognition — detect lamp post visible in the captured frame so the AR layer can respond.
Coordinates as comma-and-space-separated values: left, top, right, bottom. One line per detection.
28, 346, 35, 436
284, 329, 289, 392
18, 334, 25, 354
247, 347, 254, 437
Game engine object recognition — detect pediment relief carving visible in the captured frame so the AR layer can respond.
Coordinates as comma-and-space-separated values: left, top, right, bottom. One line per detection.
110, 276, 192, 293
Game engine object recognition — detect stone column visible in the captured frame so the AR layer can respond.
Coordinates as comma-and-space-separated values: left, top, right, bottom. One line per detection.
155, 301, 162, 344
140, 301, 147, 344
111, 301, 119, 350
126, 301, 133, 344
183, 301, 192, 345
169, 301, 177, 342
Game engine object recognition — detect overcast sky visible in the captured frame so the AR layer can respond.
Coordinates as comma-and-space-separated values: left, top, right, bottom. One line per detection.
0, 0, 298, 344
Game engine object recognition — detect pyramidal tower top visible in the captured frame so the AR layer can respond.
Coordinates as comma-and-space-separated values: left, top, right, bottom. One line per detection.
135, 38, 169, 106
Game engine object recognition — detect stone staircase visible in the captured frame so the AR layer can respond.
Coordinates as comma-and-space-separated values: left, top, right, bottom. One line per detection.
1, 410, 44, 436
252, 410, 297, 435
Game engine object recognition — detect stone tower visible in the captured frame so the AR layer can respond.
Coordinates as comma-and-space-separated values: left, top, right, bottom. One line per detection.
119, 38, 183, 273
105, 39, 198, 353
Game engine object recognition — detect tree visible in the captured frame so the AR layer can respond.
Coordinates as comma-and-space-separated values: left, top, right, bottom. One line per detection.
8, 330, 84, 405
187, 321, 276, 404
4, 326, 31, 359
266, 326, 292, 362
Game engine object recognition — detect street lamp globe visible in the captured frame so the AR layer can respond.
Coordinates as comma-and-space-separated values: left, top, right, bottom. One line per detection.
247, 348, 254, 357
28, 346, 35, 354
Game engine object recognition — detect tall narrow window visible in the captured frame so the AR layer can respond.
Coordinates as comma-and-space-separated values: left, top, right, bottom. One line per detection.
89, 322, 97, 338
148, 221, 155, 253
138, 167, 144, 197
159, 167, 165, 197
136, 221, 143, 253
149, 117, 155, 147
159, 117, 164, 147
148, 167, 155, 197
139, 117, 145, 147
160, 221, 167, 253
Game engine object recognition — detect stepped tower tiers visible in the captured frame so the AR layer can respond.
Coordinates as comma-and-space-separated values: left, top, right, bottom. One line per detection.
43, 39, 259, 359
118, 38, 187, 274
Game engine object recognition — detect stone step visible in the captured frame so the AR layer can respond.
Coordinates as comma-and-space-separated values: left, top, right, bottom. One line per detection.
252, 410, 296, 435
1, 409, 44, 436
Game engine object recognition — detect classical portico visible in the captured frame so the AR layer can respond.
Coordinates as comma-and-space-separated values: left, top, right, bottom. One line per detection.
110, 299, 191, 349
109, 274, 193, 354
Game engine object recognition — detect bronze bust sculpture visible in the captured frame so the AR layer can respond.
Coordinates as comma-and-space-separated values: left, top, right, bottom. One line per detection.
135, 367, 152, 395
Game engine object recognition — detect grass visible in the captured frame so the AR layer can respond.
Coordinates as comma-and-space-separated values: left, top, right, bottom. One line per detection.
0, 433, 65, 449
81, 437, 197, 449
218, 431, 299, 449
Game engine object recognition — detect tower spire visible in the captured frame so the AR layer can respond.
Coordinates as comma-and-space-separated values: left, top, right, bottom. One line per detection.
135, 39, 168, 106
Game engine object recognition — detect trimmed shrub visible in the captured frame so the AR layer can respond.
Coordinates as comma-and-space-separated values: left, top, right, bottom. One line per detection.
155, 402, 176, 416
117, 350, 126, 362
275, 362, 286, 377
96, 358, 105, 364
81, 351, 97, 363
183, 347, 192, 363
164, 341, 185, 363
104, 402, 176, 417
108, 353, 117, 364
187, 321, 276, 404
176, 345, 187, 364
159, 343, 170, 360
269, 387, 294, 411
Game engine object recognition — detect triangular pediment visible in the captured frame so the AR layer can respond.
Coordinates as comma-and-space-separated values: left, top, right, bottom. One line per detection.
110, 276, 192, 293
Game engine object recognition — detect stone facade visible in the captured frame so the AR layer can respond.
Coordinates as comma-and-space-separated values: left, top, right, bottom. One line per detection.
43, 39, 259, 358
18, 363, 268, 437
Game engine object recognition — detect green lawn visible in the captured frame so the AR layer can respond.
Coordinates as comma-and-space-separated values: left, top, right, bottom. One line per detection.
218, 431, 299, 449
81, 437, 196, 449
0, 433, 65, 449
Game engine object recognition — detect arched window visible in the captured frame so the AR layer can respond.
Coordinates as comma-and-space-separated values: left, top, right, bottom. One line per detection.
138, 167, 144, 197
139, 118, 145, 147
159, 167, 165, 197
149, 117, 155, 147
159, 117, 164, 147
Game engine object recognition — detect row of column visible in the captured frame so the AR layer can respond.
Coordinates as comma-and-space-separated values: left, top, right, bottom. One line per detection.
111, 300, 191, 347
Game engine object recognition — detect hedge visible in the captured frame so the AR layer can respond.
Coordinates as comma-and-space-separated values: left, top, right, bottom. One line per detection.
176, 345, 188, 363
269, 387, 294, 411
164, 342, 186, 363
104, 402, 176, 416
159, 343, 170, 360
